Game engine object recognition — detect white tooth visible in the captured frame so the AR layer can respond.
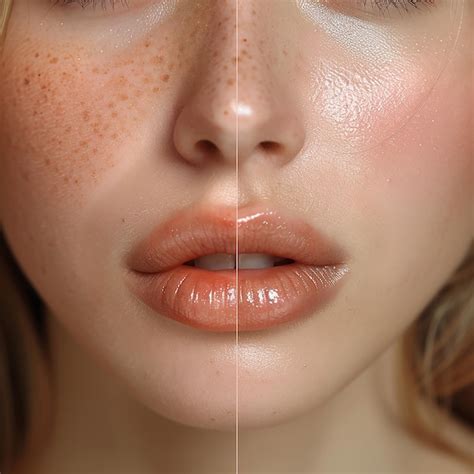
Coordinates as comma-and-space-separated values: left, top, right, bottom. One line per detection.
195, 253, 235, 270
238, 253, 275, 270
194, 253, 281, 271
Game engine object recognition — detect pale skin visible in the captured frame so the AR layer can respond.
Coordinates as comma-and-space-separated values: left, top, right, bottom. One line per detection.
0, 0, 473, 473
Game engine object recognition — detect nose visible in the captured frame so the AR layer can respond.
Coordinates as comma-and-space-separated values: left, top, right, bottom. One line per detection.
173, 96, 305, 168
172, 6, 305, 169
236, 98, 305, 168
172, 91, 237, 167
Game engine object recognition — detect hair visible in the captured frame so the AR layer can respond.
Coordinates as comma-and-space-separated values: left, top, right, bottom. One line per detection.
0, 0, 11, 43
0, 0, 473, 471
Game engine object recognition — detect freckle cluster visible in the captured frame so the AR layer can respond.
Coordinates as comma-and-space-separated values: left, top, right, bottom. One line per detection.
235, 32, 280, 110
0, 27, 199, 201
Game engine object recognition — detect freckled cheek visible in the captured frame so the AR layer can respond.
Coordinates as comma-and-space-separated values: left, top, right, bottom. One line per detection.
0, 38, 182, 283
0, 39, 182, 205
1, 70, 126, 201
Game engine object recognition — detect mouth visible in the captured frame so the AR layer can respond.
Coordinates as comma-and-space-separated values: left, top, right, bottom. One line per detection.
184, 254, 294, 269
126, 204, 350, 333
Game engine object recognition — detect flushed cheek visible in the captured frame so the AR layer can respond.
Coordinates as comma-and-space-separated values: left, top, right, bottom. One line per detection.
304, 47, 449, 154
376, 73, 471, 218
296, 3, 460, 153
368, 18, 472, 218
286, 42, 471, 269
319, 63, 412, 142
343, 69, 472, 276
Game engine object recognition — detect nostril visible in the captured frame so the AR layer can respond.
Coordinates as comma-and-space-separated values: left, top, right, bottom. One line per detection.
259, 141, 284, 154
195, 140, 219, 157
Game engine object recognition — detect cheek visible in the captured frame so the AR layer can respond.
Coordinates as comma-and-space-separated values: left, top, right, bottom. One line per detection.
368, 60, 472, 221
349, 61, 471, 257
295, 4, 463, 154
282, 36, 471, 317
346, 60, 472, 312
0, 32, 189, 211
310, 60, 419, 145
0, 32, 190, 292
296, 18, 472, 233
304, 51, 455, 157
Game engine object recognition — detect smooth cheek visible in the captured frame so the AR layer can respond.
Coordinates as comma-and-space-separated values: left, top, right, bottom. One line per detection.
350, 62, 471, 288
365, 50, 472, 230
294, 5, 461, 153
307, 52, 445, 154
297, 25, 471, 238
345, 45, 473, 336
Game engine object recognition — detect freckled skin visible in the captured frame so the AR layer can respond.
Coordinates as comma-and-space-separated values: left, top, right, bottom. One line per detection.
7, 31, 185, 194
0, 0, 472, 457
1, 1, 212, 205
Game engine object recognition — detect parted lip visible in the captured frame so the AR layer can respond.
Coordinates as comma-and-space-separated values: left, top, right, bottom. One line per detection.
127, 203, 348, 274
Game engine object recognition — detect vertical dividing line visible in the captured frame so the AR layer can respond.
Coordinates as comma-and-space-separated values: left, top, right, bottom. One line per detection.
235, 0, 239, 473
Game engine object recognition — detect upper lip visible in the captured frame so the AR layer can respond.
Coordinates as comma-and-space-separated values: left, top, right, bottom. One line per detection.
127, 204, 348, 273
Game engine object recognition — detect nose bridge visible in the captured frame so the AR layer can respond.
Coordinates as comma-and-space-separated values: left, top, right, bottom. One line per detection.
195, 0, 238, 119
237, 1, 277, 101
236, 0, 305, 165
237, 1, 278, 133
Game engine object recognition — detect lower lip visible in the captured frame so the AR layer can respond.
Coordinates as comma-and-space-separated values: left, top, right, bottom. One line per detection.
127, 263, 349, 332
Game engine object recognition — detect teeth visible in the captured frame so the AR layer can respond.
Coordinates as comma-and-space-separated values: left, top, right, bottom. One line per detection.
238, 253, 275, 269
193, 253, 290, 271
194, 253, 235, 270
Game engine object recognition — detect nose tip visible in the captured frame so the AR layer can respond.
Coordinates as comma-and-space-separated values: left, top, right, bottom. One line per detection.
237, 101, 305, 167
173, 97, 305, 168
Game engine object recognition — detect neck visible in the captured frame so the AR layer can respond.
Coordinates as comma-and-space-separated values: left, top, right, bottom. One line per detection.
19, 311, 430, 473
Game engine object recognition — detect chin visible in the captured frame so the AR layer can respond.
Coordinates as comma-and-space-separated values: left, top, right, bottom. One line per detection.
123, 358, 330, 433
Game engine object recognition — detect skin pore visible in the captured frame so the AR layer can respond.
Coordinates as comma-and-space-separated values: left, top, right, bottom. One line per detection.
0, 0, 473, 472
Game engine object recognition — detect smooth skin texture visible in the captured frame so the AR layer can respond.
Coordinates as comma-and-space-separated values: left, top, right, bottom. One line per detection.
0, 0, 473, 472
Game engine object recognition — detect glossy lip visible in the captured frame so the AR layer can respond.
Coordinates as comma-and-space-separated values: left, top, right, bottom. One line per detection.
125, 204, 350, 332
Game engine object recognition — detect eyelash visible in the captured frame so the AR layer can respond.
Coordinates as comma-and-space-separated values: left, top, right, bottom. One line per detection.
358, 0, 436, 14
52, 0, 436, 15
53, 0, 129, 10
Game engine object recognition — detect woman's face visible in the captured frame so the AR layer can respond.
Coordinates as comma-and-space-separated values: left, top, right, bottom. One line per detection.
0, 0, 472, 430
